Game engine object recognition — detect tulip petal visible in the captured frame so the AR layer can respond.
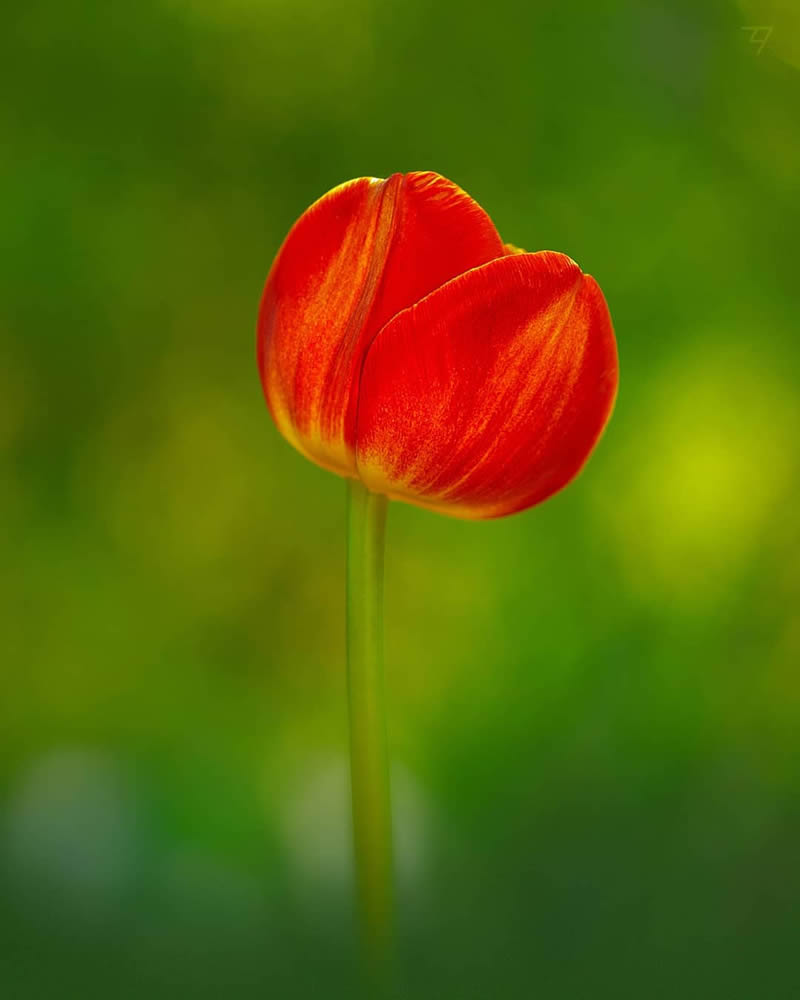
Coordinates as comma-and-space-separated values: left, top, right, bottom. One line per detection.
257, 173, 505, 477
354, 251, 618, 519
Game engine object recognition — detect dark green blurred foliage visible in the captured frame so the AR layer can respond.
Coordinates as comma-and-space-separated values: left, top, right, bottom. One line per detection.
2, 0, 799, 996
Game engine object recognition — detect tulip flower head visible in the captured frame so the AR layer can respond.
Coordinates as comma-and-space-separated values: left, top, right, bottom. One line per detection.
257, 171, 618, 518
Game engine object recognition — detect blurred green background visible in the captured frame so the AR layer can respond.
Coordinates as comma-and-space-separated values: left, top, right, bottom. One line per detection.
2, 0, 799, 996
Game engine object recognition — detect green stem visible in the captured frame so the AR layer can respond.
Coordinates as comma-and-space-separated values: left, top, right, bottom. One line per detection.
346, 478, 394, 984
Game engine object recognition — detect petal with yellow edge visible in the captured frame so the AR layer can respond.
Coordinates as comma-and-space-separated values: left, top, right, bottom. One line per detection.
257, 172, 505, 478
354, 251, 618, 519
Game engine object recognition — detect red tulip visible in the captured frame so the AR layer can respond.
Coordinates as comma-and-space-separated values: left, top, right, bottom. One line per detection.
257, 171, 618, 518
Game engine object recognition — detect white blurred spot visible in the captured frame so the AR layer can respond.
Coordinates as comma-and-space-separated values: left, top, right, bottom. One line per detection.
279, 755, 435, 907
3, 748, 137, 914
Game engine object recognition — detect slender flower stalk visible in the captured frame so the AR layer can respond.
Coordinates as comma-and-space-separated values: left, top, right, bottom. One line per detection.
346, 478, 394, 984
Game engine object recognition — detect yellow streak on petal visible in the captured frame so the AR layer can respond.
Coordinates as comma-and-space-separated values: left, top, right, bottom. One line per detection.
263, 176, 400, 476
356, 458, 498, 519
434, 275, 585, 504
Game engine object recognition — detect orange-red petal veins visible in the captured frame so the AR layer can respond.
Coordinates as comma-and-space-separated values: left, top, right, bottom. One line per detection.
257, 172, 505, 477
354, 251, 618, 519
257, 176, 398, 477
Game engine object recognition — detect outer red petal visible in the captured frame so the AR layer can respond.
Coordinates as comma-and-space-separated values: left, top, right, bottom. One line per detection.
257, 172, 505, 477
354, 252, 618, 519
